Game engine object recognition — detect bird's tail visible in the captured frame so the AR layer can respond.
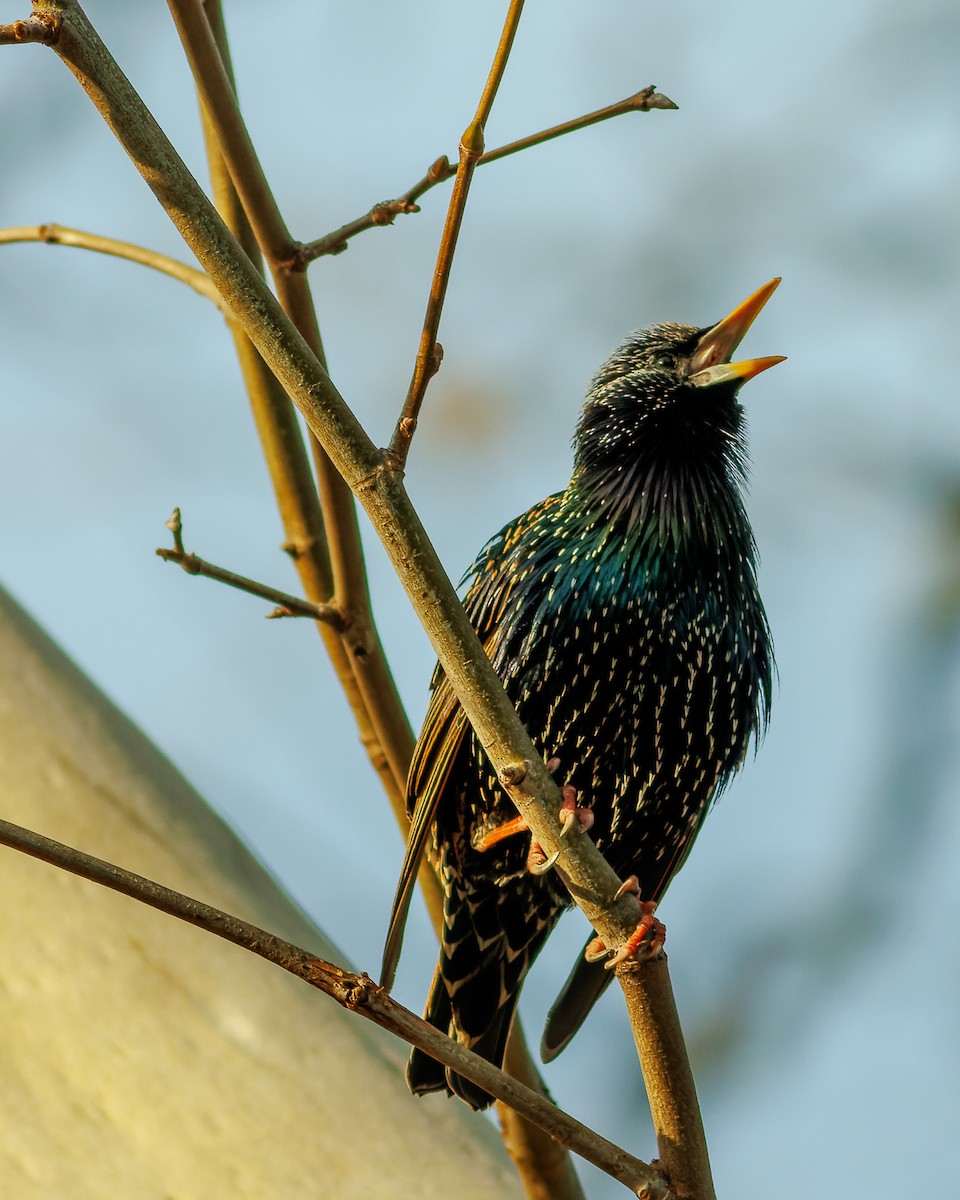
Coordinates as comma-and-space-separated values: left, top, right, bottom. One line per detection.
406, 965, 521, 1110
540, 947, 614, 1062
407, 873, 561, 1110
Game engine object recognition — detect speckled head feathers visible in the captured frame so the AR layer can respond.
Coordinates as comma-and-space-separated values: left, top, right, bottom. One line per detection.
571, 283, 784, 546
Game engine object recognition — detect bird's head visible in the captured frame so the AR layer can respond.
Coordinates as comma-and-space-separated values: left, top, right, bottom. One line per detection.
573, 279, 785, 500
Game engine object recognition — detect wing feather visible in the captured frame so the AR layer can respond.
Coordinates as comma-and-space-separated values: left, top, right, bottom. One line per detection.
380, 675, 466, 988
379, 495, 563, 990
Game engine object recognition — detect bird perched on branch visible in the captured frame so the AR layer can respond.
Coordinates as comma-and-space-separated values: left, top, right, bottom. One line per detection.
383, 280, 783, 1109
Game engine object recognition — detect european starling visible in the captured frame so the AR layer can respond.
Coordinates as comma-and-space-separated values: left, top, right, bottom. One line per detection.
384, 280, 782, 1109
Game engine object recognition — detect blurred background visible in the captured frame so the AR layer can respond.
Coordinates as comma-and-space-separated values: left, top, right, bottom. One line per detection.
1, 1, 958, 1195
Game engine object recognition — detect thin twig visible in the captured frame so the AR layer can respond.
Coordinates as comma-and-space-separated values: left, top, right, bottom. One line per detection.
0, 13, 58, 41
301, 155, 452, 260
481, 86, 678, 165
156, 508, 345, 626
0, 222, 226, 311
299, 87, 677, 265
387, 0, 527, 470
0, 816, 672, 1200
166, 0, 294, 265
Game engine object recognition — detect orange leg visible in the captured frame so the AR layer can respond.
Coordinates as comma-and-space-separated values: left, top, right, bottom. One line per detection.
474, 816, 529, 852
584, 877, 666, 967
475, 770, 592, 876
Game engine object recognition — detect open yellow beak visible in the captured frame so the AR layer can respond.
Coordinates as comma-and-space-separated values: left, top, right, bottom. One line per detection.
687, 277, 785, 390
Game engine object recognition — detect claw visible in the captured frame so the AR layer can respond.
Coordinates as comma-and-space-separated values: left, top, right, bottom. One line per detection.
613, 874, 640, 901
605, 902, 665, 969
584, 935, 609, 963
477, 762, 583, 876
583, 892, 666, 968
558, 783, 594, 838
528, 843, 560, 875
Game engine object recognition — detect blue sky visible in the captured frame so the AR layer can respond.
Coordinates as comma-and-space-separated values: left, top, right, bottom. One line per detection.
1, 3, 958, 1196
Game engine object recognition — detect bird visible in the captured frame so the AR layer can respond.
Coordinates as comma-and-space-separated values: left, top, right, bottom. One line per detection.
382, 279, 783, 1109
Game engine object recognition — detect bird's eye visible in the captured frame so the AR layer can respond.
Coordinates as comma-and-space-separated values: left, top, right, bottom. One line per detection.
653, 353, 676, 370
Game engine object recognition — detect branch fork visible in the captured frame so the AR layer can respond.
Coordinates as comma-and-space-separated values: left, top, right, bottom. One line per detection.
157, 508, 345, 628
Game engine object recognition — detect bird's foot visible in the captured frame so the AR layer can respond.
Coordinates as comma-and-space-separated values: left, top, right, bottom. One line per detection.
474, 815, 529, 853
474, 811, 561, 875
479, 763, 590, 875
475, 818, 562, 876
584, 879, 665, 968
476, 757, 564, 855
527, 841, 559, 875
528, 783, 592, 873
558, 783, 594, 838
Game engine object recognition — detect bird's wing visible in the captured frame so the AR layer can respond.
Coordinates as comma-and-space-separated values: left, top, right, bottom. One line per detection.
380, 494, 564, 991
379, 672, 467, 989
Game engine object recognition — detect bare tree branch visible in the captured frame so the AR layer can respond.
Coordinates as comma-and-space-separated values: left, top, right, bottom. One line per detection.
300, 88, 678, 264
190, 0, 449, 993
301, 154, 453, 260
500, 1025, 588, 1200
0, 816, 672, 1200
169, 0, 416, 808
156, 508, 345, 625
0, 13, 57, 41
620, 963, 715, 1199
167, 0, 293, 265
0, 222, 225, 308
388, 0, 527, 469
